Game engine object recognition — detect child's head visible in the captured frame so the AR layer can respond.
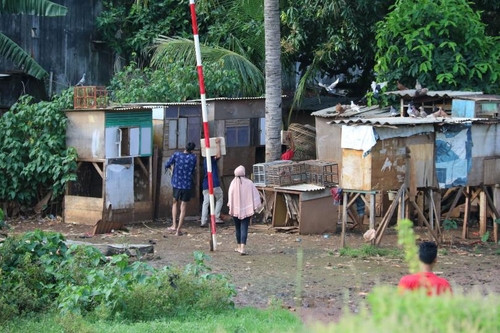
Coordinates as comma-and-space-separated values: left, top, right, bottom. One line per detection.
419, 241, 438, 264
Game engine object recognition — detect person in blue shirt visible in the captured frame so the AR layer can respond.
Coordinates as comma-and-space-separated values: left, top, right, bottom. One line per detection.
165, 142, 197, 236
201, 138, 224, 227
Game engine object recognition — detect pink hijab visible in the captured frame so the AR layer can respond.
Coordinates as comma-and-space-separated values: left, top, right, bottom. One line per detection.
228, 165, 261, 219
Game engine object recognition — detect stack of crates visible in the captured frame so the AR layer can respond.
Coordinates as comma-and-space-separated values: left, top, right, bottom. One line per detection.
303, 160, 339, 187
252, 160, 293, 186
265, 162, 306, 187
74, 86, 108, 109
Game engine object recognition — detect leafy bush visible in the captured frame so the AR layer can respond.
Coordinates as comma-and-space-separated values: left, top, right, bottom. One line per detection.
0, 231, 236, 323
0, 230, 70, 320
0, 88, 78, 212
108, 59, 241, 103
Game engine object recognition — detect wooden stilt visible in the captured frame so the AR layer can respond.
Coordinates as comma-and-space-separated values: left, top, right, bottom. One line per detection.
494, 186, 500, 243
428, 189, 434, 232
409, 200, 440, 245
369, 193, 376, 230
341, 191, 348, 248
370, 193, 376, 245
479, 191, 487, 237
462, 187, 470, 239
375, 185, 404, 245
417, 191, 424, 227
443, 187, 463, 222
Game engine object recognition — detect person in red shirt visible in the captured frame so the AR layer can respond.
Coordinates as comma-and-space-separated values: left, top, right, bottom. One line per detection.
398, 241, 452, 296
281, 132, 295, 160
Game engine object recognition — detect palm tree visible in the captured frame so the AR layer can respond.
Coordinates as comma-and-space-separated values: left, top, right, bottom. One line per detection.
151, 36, 264, 97
0, 0, 67, 79
264, 0, 282, 162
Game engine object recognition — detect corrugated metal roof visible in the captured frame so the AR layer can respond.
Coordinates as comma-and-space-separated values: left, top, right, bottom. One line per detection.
66, 105, 154, 112
312, 105, 391, 118
452, 94, 500, 102
385, 90, 483, 98
274, 184, 326, 191
327, 116, 486, 126
121, 102, 200, 107
205, 96, 268, 101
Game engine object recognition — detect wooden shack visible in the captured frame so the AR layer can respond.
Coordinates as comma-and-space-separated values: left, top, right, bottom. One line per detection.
313, 106, 500, 243
64, 106, 154, 226
452, 94, 500, 119
151, 98, 266, 218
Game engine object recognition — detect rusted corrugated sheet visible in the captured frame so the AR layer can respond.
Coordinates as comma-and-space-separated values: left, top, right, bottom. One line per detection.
328, 117, 483, 126
385, 90, 483, 98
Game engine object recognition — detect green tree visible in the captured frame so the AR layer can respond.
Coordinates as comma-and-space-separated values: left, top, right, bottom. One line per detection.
375, 0, 500, 93
109, 58, 241, 102
0, 0, 67, 79
282, 0, 393, 109
150, 37, 264, 97
96, 0, 191, 67
149, 0, 266, 97
0, 89, 77, 214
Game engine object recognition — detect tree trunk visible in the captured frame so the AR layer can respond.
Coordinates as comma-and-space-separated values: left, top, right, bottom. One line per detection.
264, 0, 282, 162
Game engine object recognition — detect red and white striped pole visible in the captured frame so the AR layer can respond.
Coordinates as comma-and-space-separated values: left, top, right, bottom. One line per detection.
189, 0, 217, 251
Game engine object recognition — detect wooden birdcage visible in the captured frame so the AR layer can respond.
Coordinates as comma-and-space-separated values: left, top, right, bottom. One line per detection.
74, 86, 108, 109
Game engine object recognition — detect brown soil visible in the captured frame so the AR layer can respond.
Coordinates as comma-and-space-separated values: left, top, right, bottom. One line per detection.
4, 215, 500, 325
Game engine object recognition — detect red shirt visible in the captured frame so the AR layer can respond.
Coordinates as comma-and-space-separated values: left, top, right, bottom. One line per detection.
281, 150, 294, 160
398, 272, 452, 296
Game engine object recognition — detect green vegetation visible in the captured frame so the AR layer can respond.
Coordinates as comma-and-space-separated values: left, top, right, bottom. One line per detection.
0, 231, 237, 323
3, 306, 302, 333
339, 244, 402, 259
397, 219, 420, 274
109, 57, 241, 103
0, 88, 78, 213
0, 208, 7, 230
310, 287, 500, 333
375, 0, 500, 94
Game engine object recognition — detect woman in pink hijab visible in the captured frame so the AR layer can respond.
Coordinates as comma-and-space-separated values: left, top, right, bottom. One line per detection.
228, 165, 262, 255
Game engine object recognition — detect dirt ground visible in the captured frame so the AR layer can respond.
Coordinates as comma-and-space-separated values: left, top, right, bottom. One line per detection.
4, 214, 500, 324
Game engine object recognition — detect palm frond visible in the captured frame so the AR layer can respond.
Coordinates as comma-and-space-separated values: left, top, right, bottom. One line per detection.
0, 33, 48, 79
151, 36, 264, 96
288, 65, 316, 125
0, 0, 67, 16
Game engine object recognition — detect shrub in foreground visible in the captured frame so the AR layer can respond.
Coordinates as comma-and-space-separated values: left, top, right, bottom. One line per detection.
0, 230, 236, 323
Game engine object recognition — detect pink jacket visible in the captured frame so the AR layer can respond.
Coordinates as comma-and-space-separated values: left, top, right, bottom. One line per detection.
228, 165, 261, 219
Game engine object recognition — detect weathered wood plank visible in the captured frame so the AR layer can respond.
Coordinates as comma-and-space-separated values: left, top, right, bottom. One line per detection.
64, 196, 102, 225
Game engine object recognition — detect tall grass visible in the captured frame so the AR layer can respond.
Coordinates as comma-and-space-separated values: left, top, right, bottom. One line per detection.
339, 244, 402, 259
307, 286, 500, 333
2, 307, 303, 333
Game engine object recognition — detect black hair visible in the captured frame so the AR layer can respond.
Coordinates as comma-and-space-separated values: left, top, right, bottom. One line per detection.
419, 241, 438, 264
186, 142, 196, 152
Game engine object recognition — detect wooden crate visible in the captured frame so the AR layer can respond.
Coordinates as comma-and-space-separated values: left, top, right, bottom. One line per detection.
74, 86, 108, 109
266, 162, 306, 186
252, 160, 293, 186
303, 160, 339, 186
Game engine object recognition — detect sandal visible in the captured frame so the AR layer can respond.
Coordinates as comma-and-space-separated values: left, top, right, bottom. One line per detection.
175, 231, 183, 236
167, 227, 176, 232
234, 248, 241, 253
240, 251, 248, 256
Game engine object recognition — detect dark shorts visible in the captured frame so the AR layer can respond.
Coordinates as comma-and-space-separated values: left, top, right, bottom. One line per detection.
173, 188, 191, 202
